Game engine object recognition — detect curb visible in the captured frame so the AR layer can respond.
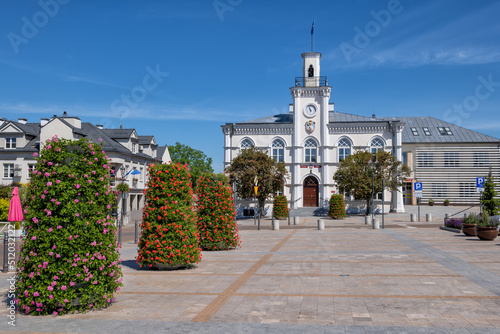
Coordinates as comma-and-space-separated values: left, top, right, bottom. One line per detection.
439, 226, 462, 233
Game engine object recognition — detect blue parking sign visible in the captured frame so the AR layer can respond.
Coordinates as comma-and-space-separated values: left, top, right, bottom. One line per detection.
476, 177, 485, 188
414, 182, 423, 191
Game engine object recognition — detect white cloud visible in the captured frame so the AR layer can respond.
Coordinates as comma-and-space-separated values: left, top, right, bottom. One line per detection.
0, 101, 257, 123
328, 1, 500, 69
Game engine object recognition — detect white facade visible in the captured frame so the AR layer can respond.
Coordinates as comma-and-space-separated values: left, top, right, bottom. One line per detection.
223, 51, 404, 214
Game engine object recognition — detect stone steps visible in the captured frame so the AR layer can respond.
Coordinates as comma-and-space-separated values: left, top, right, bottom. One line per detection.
289, 207, 328, 217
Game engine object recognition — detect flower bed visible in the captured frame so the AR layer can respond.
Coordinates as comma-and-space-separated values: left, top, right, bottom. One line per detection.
444, 218, 463, 230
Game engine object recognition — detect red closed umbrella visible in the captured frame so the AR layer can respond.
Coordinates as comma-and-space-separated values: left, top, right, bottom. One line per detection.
8, 187, 23, 222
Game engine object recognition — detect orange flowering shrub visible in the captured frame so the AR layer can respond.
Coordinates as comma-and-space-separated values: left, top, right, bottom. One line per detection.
136, 163, 201, 268
329, 194, 346, 219
272, 195, 288, 218
196, 173, 240, 250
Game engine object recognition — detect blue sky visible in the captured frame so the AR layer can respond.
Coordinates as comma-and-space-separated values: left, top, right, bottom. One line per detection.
1, 0, 499, 172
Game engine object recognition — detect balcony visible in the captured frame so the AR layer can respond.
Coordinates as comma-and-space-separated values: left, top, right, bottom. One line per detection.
294, 76, 328, 87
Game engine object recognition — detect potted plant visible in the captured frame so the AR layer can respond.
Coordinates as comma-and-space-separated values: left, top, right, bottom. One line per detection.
462, 213, 478, 236
428, 198, 434, 206
476, 213, 499, 241
132, 178, 139, 183
443, 199, 450, 206
116, 182, 130, 193
12, 221, 22, 238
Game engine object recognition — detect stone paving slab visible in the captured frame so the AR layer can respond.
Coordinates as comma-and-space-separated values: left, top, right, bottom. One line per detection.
1, 208, 500, 333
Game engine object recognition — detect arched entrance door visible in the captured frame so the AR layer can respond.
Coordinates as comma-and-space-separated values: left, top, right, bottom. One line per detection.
303, 176, 319, 207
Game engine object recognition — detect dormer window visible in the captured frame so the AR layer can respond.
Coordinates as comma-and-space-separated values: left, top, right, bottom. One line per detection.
438, 127, 453, 135
5, 138, 16, 149
132, 142, 137, 153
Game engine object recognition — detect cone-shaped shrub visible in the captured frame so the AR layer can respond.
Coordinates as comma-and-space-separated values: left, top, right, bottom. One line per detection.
196, 173, 240, 250
137, 163, 201, 268
17, 137, 122, 315
272, 195, 289, 219
329, 194, 346, 219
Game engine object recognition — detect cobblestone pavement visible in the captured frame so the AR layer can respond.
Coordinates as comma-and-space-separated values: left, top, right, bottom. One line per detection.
1, 206, 500, 333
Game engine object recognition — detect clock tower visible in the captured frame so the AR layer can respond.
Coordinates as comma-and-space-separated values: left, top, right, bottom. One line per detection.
289, 52, 332, 209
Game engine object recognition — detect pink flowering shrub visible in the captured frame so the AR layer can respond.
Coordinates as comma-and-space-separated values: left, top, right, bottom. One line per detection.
17, 137, 123, 315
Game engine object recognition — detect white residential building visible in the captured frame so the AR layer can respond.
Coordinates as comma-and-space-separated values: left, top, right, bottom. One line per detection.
0, 112, 171, 225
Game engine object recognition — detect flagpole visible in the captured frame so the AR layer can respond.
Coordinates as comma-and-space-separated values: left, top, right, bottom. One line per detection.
311, 19, 315, 52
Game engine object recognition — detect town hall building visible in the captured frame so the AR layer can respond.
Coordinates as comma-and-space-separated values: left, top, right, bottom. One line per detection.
222, 51, 500, 215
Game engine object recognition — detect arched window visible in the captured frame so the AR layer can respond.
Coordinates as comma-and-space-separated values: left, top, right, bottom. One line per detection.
338, 138, 351, 162
308, 65, 314, 77
271, 139, 285, 163
240, 138, 253, 149
370, 138, 384, 153
304, 139, 317, 163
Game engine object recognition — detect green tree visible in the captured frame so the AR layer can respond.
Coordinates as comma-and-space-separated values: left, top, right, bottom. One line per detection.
333, 150, 411, 215
480, 171, 499, 216
168, 142, 214, 186
225, 147, 288, 216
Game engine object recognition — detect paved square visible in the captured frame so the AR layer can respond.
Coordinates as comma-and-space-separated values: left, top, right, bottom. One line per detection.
2, 213, 500, 333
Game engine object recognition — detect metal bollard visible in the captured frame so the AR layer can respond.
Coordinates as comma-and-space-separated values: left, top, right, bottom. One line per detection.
445, 213, 450, 219
293, 217, 299, 225
288, 215, 290, 225
272, 219, 279, 230
372, 218, 380, 229
134, 220, 139, 244
3, 233, 8, 273
464, 213, 467, 219
365, 216, 370, 225
410, 214, 416, 222
318, 219, 324, 230
426, 213, 432, 222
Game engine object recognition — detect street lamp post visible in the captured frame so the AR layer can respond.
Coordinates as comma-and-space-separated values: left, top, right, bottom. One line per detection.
370, 154, 377, 223
118, 165, 126, 246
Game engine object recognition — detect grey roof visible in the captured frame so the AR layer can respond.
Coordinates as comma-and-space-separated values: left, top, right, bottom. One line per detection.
101, 129, 136, 139
138, 135, 155, 145
234, 111, 381, 125
229, 111, 499, 144
81, 123, 132, 155
0, 120, 40, 136
384, 116, 500, 144
157, 145, 167, 160
238, 114, 293, 124
329, 111, 378, 122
